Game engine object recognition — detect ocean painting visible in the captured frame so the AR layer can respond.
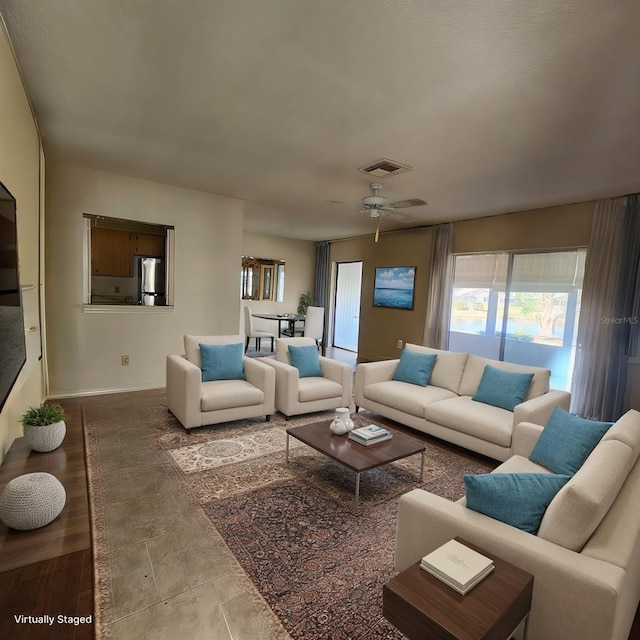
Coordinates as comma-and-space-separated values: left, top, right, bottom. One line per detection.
373, 266, 416, 309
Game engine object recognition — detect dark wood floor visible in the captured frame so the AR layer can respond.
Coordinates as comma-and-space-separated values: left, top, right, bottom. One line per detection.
0, 398, 93, 640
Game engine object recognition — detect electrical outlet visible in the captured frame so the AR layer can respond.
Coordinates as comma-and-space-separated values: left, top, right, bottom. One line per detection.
121, 355, 129, 366
114, 285, 120, 293
397, 339, 403, 349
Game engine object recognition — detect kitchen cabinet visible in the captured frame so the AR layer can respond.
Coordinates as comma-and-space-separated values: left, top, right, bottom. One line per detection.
91, 228, 133, 276
133, 233, 165, 257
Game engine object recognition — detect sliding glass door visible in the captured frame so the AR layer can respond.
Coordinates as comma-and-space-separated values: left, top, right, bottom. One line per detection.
448, 250, 586, 391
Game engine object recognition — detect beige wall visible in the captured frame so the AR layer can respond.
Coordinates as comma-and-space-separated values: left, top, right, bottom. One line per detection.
330, 227, 433, 362
453, 202, 595, 253
45, 163, 244, 396
332, 203, 596, 364
0, 22, 45, 458
241, 231, 315, 335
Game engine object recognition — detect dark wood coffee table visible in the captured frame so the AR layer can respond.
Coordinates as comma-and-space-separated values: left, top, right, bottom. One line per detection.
285, 420, 426, 511
383, 537, 534, 640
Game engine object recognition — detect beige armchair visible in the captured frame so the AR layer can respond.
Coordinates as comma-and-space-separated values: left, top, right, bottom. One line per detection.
263, 337, 353, 419
166, 334, 275, 433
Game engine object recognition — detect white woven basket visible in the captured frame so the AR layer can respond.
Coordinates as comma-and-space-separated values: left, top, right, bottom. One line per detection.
24, 420, 66, 452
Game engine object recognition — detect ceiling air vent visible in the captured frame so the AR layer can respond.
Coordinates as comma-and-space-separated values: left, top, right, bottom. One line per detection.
391, 198, 428, 209
358, 158, 412, 178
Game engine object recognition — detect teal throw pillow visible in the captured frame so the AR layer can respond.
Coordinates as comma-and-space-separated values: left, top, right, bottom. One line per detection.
199, 343, 245, 382
529, 407, 613, 475
392, 350, 437, 387
288, 344, 323, 378
464, 472, 571, 534
472, 365, 534, 411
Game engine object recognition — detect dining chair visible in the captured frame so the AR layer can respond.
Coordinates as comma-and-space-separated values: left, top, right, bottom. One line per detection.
303, 306, 325, 354
244, 306, 275, 353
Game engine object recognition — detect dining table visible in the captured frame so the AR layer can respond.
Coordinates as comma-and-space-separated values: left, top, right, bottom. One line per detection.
252, 313, 305, 338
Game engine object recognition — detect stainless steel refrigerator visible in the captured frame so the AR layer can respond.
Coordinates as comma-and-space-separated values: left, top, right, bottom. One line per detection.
138, 257, 166, 305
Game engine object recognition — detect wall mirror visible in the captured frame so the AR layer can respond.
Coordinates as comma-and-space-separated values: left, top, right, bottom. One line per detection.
241, 257, 285, 301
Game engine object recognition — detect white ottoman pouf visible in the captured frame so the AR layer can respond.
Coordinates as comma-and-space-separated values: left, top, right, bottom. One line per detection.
0, 472, 66, 530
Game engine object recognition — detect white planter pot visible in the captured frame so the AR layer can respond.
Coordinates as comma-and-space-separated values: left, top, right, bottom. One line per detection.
24, 420, 66, 452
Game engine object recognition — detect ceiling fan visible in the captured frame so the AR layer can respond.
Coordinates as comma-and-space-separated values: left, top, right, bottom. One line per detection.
360, 182, 427, 242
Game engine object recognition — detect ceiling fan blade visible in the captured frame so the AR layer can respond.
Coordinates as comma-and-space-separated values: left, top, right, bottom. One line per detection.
390, 198, 428, 209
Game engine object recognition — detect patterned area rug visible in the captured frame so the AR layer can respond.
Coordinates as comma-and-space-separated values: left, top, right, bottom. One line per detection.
157, 408, 494, 639
84, 389, 494, 640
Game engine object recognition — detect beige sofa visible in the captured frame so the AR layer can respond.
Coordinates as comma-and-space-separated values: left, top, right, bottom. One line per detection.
394, 409, 640, 640
166, 334, 275, 433
355, 344, 570, 461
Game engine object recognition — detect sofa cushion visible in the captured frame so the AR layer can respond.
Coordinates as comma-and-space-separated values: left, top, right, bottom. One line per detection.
538, 440, 634, 551
472, 365, 534, 411
288, 344, 323, 378
405, 344, 468, 394
529, 407, 613, 475
459, 354, 550, 400
201, 379, 264, 412
364, 381, 457, 418
425, 396, 513, 447
392, 350, 437, 386
298, 377, 343, 403
464, 472, 571, 534
493, 454, 553, 475
184, 334, 244, 368
199, 342, 245, 381
601, 409, 640, 462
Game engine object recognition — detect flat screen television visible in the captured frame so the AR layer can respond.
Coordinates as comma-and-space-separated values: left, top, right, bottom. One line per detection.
0, 181, 26, 411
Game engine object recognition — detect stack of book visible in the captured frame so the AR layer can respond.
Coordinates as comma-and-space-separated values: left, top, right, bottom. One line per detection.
420, 539, 494, 595
348, 424, 392, 446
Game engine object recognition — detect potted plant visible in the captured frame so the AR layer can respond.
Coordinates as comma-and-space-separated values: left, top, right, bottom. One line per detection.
298, 291, 314, 315
20, 403, 67, 452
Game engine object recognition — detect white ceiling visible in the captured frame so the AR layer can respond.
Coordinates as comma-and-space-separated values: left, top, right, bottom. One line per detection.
1, 0, 639, 241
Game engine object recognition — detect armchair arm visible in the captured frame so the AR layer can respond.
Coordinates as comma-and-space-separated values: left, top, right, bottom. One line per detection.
243, 357, 275, 413
513, 389, 570, 429
166, 354, 202, 430
320, 357, 353, 406
511, 421, 544, 458
355, 359, 399, 407
262, 358, 300, 417
395, 489, 625, 640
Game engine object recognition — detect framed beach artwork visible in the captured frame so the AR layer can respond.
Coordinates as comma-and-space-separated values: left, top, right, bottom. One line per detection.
373, 266, 416, 310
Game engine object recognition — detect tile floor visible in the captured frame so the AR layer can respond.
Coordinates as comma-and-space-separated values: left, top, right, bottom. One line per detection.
92, 395, 288, 640
92, 347, 357, 639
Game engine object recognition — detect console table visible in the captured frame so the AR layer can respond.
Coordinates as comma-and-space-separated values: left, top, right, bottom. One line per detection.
0, 399, 92, 640
383, 537, 533, 640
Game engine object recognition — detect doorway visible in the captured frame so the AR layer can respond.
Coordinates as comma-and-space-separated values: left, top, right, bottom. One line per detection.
333, 261, 363, 352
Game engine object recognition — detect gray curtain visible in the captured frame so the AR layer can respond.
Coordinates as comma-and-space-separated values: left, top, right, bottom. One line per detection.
314, 241, 330, 307
571, 196, 640, 420
423, 223, 453, 349
314, 241, 330, 349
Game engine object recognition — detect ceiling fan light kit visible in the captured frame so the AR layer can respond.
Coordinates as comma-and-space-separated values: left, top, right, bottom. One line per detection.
361, 182, 392, 215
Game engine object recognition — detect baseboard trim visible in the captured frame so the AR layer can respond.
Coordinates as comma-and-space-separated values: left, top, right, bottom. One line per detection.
47, 384, 165, 400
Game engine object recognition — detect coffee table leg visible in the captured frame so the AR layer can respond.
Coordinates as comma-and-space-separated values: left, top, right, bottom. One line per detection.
355, 472, 360, 512
286, 433, 290, 463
